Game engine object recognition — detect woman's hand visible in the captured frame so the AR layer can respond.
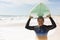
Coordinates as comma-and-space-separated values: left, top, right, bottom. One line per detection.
46, 14, 51, 18
29, 16, 33, 19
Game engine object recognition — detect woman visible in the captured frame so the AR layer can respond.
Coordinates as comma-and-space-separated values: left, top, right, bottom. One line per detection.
25, 15, 56, 40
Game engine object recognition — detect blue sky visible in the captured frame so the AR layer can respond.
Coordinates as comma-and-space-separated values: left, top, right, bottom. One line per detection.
49, 0, 60, 2
0, 0, 60, 15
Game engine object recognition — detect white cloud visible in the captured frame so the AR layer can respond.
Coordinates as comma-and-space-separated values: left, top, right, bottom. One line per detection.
0, 0, 49, 5
0, 0, 49, 9
0, 0, 49, 15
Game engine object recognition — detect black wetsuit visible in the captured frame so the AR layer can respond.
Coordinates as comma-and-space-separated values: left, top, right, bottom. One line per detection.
25, 17, 56, 36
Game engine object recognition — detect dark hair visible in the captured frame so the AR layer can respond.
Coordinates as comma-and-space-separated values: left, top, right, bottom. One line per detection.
37, 16, 44, 21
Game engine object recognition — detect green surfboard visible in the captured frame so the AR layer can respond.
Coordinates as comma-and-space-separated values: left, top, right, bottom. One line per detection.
30, 3, 50, 18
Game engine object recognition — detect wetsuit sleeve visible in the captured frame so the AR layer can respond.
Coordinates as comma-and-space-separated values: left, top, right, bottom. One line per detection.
25, 18, 34, 30
46, 17, 57, 30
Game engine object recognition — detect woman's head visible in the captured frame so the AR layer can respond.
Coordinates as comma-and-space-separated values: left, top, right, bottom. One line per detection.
37, 16, 44, 26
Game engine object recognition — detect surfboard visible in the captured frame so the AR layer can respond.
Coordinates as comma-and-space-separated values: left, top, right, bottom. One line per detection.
30, 3, 51, 18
